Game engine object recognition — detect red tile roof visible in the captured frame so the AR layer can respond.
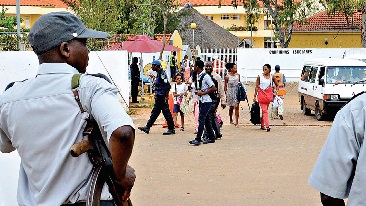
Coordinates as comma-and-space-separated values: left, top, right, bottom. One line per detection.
107, 34, 173, 50
0, 0, 68, 8
155, 34, 173, 45
293, 10, 362, 32
178, 0, 302, 7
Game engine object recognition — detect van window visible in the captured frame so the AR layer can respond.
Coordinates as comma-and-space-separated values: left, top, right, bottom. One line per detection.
310, 67, 318, 83
327, 66, 366, 83
318, 67, 325, 80
301, 66, 311, 82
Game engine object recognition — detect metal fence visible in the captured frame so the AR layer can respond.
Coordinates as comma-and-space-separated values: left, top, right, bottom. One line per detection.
200, 48, 237, 79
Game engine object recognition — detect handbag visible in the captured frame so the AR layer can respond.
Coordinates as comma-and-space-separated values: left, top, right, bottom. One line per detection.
257, 87, 274, 104
277, 87, 286, 96
180, 94, 194, 114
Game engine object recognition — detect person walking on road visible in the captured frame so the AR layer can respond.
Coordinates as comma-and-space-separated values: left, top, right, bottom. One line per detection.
254, 64, 277, 132
172, 73, 188, 131
138, 60, 175, 135
203, 61, 226, 139
272, 65, 286, 120
189, 60, 216, 146
224, 63, 240, 127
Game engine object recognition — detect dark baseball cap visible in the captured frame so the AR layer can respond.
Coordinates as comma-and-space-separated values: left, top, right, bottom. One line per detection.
151, 60, 161, 66
28, 12, 109, 55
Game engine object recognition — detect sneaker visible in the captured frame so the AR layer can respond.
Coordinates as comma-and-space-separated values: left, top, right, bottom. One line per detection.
189, 139, 201, 146
202, 138, 208, 144
260, 126, 266, 130
266, 127, 271, 132
207, 139, 216, 143
216, 134, 222, 140
163, 129, 175, 135
138, 126, 150, 134
279, 115, 283, 120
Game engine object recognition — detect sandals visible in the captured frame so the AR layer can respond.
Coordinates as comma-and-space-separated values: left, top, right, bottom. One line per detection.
180, 127, 184, 131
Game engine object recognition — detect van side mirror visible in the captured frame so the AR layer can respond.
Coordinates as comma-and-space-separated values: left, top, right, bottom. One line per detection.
319, 78, 324, 86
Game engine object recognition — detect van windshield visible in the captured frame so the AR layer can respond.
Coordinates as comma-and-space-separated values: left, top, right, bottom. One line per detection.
326, 66, 366, 84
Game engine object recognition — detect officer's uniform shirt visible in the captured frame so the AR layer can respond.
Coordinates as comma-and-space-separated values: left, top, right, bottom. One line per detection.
0, 63, 134, 205
196, 71, 214, 103
308, 93, 366, 205
154, 69, 170, 96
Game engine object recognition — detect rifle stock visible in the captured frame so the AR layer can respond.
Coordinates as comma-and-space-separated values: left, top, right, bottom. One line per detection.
71, 119, 132, 206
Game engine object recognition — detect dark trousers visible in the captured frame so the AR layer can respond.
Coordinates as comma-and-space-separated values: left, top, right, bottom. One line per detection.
61, 200, 114, 206
170, 66, 176, 79
204, 99, 221, 139
146, 95, 175, 130
195, 102, 214, 141
131, 80, 139, 103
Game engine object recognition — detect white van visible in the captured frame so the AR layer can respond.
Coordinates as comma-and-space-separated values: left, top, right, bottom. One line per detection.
298, 58, 366, 120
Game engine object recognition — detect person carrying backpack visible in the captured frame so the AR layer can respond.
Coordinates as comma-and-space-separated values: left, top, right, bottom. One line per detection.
203, 61, 226, 140
189, 60, 216, 146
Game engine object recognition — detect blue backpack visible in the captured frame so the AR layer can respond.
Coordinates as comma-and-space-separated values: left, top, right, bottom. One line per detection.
236, 82, 247, 102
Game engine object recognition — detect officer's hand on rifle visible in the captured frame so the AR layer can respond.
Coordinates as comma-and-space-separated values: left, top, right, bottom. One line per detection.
117, 165, 136, 201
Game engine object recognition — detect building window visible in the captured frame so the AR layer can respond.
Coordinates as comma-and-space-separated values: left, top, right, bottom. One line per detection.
205, 15, 213, 20
232, 15, 240, 20
25, 16, 30, 28
221, 15, 230, 20
264, 20, 272, 30
264, 37, 278, 48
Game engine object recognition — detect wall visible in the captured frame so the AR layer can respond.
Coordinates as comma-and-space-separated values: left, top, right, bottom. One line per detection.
0, 50, 130, 205
0, 51, 130, 107
236, 48, 361, 82
289, 32, 362, 48
5, 6, 68, 28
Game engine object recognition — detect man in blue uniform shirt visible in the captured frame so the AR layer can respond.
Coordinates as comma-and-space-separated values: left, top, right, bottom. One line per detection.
138, 60, 175, 135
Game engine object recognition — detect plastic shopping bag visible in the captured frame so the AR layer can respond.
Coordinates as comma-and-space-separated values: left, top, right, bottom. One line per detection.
272, 95, 283, 108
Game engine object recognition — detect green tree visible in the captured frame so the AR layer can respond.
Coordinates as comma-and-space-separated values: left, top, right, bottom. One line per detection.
221, 0, 318, 48
62, 0, 178, 51
0, 6, 29, 51
320, 0, 366, 47
62, 0, 139, 50
151, 0, 179, 59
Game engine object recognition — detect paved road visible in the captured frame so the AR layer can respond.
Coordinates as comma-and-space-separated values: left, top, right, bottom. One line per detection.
0, 82, 333, 205
129, 82, 333, 206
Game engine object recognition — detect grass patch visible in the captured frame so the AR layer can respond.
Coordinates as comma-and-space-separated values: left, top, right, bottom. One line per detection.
127, 109, 137, 115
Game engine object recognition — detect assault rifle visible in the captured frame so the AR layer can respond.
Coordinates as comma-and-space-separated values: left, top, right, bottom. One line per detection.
70, 118, 132, 206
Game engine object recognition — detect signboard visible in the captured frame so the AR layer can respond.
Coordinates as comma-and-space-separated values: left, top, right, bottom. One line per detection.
237, 48, 352, 82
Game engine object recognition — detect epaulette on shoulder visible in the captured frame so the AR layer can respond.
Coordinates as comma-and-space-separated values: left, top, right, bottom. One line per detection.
87, 73, 112, 84
71, 73, 112, 89
4, 79, 28, 91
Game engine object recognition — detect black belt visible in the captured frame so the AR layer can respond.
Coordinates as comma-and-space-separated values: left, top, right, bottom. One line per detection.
61, 200, 114, 206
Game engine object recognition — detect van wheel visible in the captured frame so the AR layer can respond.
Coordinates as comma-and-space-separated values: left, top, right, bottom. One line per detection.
302, 99, 311, 116
315, 106, 325, 121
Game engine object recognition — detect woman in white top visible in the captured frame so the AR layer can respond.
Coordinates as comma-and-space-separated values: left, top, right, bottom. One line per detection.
172, 73, 188, 131
254, 64, 278, 132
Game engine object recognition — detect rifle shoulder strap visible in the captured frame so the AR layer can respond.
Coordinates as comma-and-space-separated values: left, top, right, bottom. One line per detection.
71, 73, 85, 113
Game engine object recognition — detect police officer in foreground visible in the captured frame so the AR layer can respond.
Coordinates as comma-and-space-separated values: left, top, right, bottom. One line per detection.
0, 12, 135, 205
138, 60, 175, 135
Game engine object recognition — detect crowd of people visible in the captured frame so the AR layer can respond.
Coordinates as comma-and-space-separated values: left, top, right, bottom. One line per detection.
137, 54, 287, 145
